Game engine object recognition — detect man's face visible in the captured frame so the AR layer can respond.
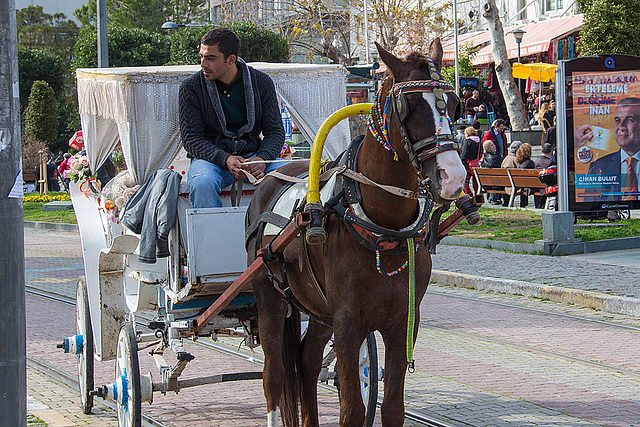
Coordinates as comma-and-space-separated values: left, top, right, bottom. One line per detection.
472, 90, 480, 99
496, 124, 506, 133
614, 103, 640, 156
199, 43, 236, 82
550, 100, 556, 110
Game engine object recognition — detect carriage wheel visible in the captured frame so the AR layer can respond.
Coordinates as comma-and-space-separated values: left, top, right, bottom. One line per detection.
76, 277, 94, 414
334, 333, 379, 426
115, 322, 142, 427
359, 333, 379, 427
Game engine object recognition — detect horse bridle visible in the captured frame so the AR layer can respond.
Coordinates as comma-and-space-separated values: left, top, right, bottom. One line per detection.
373, 58, 463, 186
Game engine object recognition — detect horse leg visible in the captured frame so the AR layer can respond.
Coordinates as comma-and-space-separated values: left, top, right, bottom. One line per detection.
253, 272, 291, 426
380, 320, 416, 426
299, 320, 332, 426
333, 324, 367, 426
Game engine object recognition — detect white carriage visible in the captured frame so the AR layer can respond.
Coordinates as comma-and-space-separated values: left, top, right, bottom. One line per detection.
59, 62, 381, 426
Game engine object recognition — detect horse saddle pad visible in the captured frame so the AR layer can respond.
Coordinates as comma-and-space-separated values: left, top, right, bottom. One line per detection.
263, 172, 339, 236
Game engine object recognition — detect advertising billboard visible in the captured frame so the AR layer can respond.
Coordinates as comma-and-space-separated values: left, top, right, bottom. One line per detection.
561, 55, 640, 212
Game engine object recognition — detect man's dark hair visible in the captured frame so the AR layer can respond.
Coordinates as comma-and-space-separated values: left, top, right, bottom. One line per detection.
492, 118, 506, 128
201, 28, 240, 59
541, 143, 553, 154
471, 120, 481, 130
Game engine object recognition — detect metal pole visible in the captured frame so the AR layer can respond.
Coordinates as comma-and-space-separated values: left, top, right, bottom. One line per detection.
517, 43, 521, 95
0, 0, 27, 424
453, 0, 460, 98
363, 0, 370, 63
97, 0, 108, 67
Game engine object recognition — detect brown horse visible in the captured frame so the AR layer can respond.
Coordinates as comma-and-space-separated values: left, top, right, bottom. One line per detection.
246, 39, 466, 426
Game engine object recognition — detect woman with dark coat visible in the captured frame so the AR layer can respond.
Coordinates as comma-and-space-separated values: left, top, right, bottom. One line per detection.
515, 143, 535, 207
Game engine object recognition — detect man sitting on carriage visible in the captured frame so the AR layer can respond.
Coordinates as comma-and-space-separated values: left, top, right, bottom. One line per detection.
179, 27, 286, 208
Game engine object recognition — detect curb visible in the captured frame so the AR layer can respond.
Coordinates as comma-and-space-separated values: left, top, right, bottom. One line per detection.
441, 235, 640, 256
24, 221, 78, 232
430, 269, 640, 318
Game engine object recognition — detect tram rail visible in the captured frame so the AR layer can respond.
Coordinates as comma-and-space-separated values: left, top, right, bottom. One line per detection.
27, 285, 456, 427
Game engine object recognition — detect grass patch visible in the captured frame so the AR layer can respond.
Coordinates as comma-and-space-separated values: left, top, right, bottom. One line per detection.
23, 192, 77, 224
27, 414, 47, 426
442, 206, 640, 244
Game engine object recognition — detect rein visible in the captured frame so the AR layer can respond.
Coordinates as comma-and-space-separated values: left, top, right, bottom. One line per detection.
362, 63, 462, 369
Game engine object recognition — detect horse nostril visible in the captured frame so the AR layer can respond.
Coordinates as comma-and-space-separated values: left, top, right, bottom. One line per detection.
439, 169, 449, 183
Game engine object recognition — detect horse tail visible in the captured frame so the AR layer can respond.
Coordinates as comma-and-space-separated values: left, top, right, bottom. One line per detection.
280, 307, 301, 427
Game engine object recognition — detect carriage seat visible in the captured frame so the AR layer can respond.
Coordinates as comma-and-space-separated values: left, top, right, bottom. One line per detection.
169, 157, 256, 208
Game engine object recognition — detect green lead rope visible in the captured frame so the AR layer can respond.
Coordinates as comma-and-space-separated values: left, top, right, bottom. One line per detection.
406, 237, 416, 371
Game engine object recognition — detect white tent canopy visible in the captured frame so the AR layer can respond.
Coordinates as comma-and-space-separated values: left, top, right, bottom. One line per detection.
76, 63, 349, 184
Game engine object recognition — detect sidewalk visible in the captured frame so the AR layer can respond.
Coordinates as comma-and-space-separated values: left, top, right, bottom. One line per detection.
23, 218, 640, 317
27, 365, 117, 427
23, 222, 640, 426
430, 244, 640, 317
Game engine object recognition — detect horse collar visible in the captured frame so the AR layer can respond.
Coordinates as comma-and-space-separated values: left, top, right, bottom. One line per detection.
330, 136, 434, 255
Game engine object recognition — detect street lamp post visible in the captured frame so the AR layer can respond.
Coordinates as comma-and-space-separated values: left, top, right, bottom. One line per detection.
161, 7, 214, 29
453, 0, 460, 99
512, 28, 525, 94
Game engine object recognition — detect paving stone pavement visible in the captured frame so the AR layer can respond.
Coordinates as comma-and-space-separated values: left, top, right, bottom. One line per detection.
27, 367, 118, 427
24, 226, 640, 426
431, 244, 640, 299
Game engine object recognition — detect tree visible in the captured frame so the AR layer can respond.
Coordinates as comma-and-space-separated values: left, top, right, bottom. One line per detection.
579, 0, 640, 56
74, 0, 208, 33
16, 5, 79, 66
230, 22, 289, 63
17, 48, 64, 111
442, 44, 480, 86
168, 23, 289, 65
483, 0, 529, 130
73, 25, 171, 68
368, 0, 452, 54
24, 81, 58, 150
274, 0, 356, 64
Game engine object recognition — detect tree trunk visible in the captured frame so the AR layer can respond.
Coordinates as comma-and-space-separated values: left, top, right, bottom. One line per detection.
483, 0, 530, 131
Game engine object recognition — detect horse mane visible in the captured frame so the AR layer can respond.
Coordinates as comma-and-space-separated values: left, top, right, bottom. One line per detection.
405, 52, 432, 72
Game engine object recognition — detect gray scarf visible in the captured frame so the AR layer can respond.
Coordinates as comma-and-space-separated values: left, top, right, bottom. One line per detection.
205, 57, 256, 139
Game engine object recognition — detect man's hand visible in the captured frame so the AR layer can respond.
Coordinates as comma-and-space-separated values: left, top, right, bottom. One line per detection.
574, 124, 594, 148
242, 156, 267, 179
226, 155, 247, 179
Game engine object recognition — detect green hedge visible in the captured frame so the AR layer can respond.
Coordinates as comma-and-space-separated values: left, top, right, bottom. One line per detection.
18, 48, 64, 110
24, 80, 58, 147
73, 25, 171, 68
168, 22, 289, 65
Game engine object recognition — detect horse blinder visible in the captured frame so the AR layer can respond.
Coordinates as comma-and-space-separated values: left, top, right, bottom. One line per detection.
389, 82, 460, 178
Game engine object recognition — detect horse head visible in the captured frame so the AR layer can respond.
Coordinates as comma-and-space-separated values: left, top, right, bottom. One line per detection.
374, 39, 466, 204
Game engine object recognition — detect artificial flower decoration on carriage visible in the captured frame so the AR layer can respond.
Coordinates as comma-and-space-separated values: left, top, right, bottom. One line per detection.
68, 154, 101, 195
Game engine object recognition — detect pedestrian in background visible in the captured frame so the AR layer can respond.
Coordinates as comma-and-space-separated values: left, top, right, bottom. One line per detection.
461, 126, 482, 196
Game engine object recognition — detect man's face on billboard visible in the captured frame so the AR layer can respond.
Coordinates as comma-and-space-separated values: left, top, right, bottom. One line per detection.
614, 102, 640, 156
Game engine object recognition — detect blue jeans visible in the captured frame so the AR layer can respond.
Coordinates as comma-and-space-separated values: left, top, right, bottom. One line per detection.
188, 158, 285, 208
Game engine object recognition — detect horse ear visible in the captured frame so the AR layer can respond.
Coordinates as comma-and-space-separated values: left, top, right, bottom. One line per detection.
427, 38, 444, 73
375, 42, 403, 76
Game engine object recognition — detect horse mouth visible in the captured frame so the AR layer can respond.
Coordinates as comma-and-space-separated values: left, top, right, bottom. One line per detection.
437, 169, 464, 201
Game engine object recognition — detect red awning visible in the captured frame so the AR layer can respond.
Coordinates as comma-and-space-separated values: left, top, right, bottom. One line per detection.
442, 14, 583, 66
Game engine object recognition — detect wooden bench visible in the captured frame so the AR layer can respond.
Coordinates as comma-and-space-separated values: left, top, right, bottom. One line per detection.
473, 168, 547, 207
23, 171, 37, 184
